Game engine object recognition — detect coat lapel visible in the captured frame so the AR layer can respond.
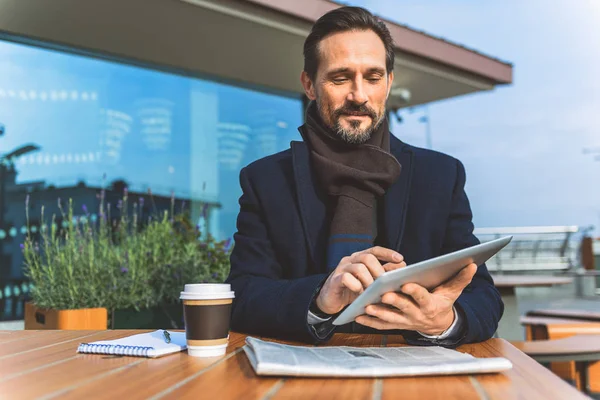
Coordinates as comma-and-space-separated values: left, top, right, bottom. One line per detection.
384, 136, 414, 251
291, 141, 328, 269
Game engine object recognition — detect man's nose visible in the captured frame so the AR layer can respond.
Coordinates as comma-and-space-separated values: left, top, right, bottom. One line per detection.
347, 79, 368, 104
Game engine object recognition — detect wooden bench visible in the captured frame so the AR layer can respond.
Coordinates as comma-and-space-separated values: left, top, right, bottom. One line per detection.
513, 335, 600, 395
520, 316, 600, 341
520, 315, 600, 393
490, 275, 573, 341
527, 309, 600, 322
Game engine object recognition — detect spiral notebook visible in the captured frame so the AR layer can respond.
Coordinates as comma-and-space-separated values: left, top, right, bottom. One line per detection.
77, 330, 187, 358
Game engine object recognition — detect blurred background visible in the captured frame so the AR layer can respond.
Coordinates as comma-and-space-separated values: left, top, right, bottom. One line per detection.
0, 0, 599, 334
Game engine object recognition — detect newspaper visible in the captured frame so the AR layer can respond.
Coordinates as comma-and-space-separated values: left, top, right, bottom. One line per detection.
243, 337, 512, 377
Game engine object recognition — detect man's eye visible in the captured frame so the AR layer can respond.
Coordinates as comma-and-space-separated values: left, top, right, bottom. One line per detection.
333, 78, 348, 84
367, 77, 382, 83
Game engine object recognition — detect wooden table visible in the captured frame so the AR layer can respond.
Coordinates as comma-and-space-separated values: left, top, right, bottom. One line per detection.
513, 335, 600, 394
492, 275, 573, 341
0, 330, 588, 399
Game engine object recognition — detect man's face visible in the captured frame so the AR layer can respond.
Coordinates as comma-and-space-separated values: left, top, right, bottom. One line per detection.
301, 29, 393, 144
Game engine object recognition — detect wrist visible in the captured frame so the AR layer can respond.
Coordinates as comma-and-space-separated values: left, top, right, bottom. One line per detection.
422, 309, 455, 336
314, 295, 331, 316
310, 297, 331, 319
315, 293, 344, 316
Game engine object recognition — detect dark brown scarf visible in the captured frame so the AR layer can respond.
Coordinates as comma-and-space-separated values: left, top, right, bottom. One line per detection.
299, 102, 402, 270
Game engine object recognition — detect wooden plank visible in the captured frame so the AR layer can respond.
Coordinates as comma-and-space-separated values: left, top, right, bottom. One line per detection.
463, 339, 588, 400
385, 335, 406, 346
512, 335, 600, 356
520, 316, 600, 326
382, 376, 481, 400
149, 350, 280, 400
0, 330, 107, 358
327, 333, 384, 347
0, 330, 47, 344
527, 309, 600, 321
56, 352, 234, 399
547, 324, 600, 336
273, 377, 375, 400
54, 332, 249, 399
0, 330, 142, 379
0, 352, 143, 398
0, 330, 152, 398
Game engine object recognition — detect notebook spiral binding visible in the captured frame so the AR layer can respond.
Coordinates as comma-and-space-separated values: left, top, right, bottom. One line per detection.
78, 343, 154, 357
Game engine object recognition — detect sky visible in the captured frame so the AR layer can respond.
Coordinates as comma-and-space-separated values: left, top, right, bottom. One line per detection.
347, 0, 600, 233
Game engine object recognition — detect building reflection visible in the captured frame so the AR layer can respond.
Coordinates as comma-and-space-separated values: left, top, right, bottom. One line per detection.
1, 165, 221, 280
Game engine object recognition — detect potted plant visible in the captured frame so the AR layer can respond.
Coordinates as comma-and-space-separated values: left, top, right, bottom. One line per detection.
22, 189, 231, 330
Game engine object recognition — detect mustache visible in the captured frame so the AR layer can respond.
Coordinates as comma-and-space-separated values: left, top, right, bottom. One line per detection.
332, 103, 377, 120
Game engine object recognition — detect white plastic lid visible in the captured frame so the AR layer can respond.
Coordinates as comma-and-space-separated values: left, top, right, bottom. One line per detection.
180, 283, 235, 300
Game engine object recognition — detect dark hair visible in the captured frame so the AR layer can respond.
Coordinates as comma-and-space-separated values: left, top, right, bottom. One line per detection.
303, 6, 395, 81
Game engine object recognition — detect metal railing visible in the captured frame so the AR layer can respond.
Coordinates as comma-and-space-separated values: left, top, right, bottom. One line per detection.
474, 226, 586, 273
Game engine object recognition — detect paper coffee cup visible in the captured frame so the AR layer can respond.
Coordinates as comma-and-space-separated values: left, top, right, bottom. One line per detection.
180, 284, 234, 357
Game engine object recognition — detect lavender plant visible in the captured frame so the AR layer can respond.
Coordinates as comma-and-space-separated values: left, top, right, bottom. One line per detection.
22, 190, 231, 311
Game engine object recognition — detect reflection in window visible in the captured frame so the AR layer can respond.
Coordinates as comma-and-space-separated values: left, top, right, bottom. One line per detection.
0, 39, 303, 279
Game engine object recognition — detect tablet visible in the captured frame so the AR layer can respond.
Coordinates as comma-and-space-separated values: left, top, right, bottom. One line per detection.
332, 235, 512, 326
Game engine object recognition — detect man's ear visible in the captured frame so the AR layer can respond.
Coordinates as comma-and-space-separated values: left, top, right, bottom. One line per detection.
300, 71, 317, 100
385, 71, 395, 100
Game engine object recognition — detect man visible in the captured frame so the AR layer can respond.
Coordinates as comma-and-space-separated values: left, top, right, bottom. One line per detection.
226, 6, 503, 346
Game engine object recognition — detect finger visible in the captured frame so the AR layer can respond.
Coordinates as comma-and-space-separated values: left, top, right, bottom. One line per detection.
380, 292, 419, 316
340, 272, 364, 293
355, 315, 404, 331
434, 263, 477, 294
401, 283, 433, 309
382, 260, 407, 272
352, 253, 385, 278
364, 304, 412, 326
355, 246, 404, 263
345, 263, 375, 288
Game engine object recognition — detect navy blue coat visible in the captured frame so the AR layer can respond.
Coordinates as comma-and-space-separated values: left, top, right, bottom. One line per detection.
227, 134, 503, 346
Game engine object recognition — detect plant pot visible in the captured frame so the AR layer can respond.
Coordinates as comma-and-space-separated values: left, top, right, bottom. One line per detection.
111, 303, 184, 329
24, 302, 108, 330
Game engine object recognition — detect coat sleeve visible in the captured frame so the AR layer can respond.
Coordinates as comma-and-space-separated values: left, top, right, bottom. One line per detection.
404, 159, 504, 347
226, 167, 329, 343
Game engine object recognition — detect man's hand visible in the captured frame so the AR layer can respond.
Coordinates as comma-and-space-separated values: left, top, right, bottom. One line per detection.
355, 263, 477, 335
315, 247, 406, 315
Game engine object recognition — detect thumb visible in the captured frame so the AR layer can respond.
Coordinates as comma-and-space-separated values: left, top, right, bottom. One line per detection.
435, 263, 477, 294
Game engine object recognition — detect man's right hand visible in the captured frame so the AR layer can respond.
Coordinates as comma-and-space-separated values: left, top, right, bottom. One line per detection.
315, 247, 406, 315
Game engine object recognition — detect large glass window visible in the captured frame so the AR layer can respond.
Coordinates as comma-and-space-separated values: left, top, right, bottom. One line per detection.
0, 39, 303, 279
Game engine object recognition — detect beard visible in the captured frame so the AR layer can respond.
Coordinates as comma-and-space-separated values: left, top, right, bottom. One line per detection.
317, 100, 385, 145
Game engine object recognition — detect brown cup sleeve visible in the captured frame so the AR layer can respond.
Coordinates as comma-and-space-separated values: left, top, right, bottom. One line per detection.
184, 303, 232, 341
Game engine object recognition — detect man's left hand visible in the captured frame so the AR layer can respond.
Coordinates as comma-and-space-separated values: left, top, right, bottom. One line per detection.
355, 263, 477, 335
